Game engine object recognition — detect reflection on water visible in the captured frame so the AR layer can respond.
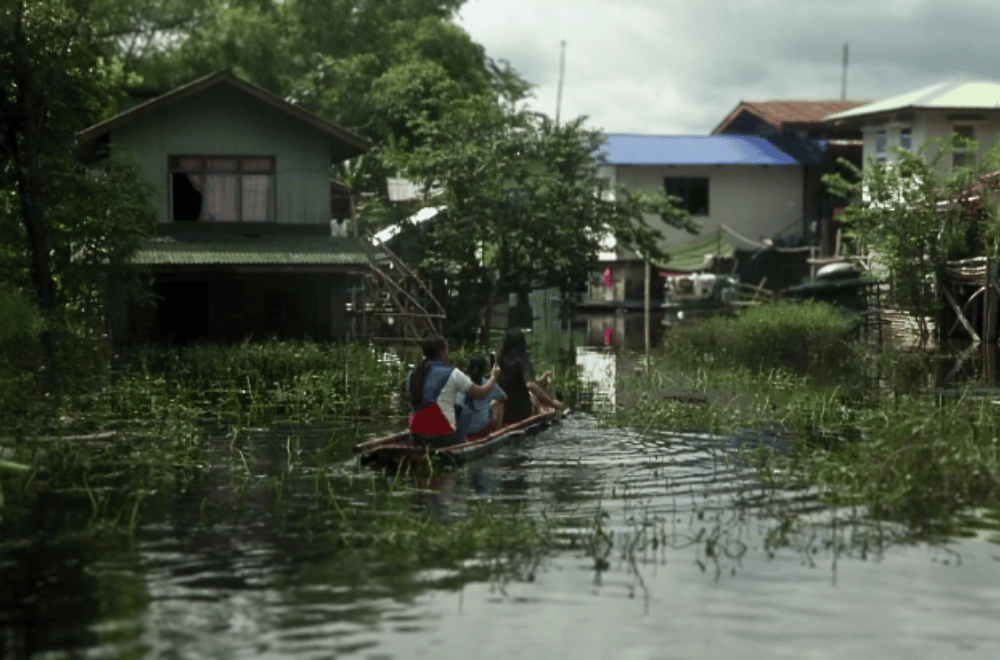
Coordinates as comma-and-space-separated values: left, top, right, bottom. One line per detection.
575, 346, 618, 410
583, 313, 666, 349
3, 358, 1000, 659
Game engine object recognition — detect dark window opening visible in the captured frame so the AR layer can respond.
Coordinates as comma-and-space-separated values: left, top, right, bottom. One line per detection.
664, 177, 709, 216
953, 125, 976, 167
172, 172, 204, 221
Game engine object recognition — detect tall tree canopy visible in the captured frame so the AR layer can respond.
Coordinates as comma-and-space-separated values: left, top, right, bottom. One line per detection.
392, 95, 697, 343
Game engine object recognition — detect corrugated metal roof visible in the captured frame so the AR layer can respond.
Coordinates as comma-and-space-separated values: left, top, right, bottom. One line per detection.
371, 206, 444, 245
599, 134, 822, 166
826, 79, 1000, 122
713, 100, 870, 133
132, 233, 369, 267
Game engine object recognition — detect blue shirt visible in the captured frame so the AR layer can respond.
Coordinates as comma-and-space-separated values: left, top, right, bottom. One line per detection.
456, 382, 506, 439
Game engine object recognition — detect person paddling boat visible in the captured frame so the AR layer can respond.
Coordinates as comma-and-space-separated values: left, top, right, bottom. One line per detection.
407, 336, 501, 448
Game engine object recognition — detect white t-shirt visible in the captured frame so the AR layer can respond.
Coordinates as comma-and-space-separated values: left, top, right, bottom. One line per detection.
437, 369, 473, 429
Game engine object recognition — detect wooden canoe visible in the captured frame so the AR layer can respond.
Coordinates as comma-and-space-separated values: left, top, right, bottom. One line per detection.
353, 407, 566, 469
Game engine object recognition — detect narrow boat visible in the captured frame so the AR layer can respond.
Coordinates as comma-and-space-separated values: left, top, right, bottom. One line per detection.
353, 407, 565, 469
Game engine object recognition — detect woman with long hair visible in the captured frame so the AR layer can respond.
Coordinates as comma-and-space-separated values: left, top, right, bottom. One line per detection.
407, 335, 500, 447
497, 329, 561, 425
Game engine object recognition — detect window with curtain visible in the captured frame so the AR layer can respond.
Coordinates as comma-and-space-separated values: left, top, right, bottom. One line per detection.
170, 156, 275, 222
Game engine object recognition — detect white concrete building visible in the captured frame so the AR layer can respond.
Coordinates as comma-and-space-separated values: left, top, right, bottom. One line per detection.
597, 134, 825, 262
825, 80, 1000, 172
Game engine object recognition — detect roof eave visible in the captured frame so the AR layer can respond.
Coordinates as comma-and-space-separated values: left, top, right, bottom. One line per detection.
826, 101, 1000, 124
79, 70, 373, 162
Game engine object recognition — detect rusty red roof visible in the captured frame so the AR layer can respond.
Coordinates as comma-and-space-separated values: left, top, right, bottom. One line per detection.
713, 100, 871, 134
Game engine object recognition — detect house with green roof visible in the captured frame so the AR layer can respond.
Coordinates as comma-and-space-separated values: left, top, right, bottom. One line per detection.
825, 79, 1000, 172
78, 71, 373, 343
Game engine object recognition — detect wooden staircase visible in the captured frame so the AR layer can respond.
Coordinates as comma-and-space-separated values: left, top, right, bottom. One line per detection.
349, 232, 446, 343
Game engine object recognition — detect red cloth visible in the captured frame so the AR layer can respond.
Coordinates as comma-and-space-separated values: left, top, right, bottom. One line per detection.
409, 403, 454, 435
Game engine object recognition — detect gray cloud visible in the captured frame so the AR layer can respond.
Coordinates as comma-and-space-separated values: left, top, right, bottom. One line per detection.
457, 0, 1000, 134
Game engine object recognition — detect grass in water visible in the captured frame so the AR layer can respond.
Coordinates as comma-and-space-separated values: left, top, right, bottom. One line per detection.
600, 300, 1000, 537
0, 340, 561, 582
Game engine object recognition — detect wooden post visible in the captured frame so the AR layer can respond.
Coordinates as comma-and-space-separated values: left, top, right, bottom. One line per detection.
985, 259, 991, 343
984, 258, 996, 382
985, 341, 998, 386
644, 257, 651, 368
350, 194, 358, 237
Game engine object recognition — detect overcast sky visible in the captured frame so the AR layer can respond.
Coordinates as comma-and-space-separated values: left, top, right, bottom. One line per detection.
456, 0, 1000, 135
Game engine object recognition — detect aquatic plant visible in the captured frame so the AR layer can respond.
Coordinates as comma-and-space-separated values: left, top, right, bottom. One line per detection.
665, 300, 865, 381
92, 340, 412, 426
605, 339, 1000, 537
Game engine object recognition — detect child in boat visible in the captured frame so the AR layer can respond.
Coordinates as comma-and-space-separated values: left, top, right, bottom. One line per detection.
407, 335, 500, 448
456, 353, 507, 441
498, 328, 562, 425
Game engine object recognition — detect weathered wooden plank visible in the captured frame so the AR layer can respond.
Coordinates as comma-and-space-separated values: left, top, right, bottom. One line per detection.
943, 285, 980, 342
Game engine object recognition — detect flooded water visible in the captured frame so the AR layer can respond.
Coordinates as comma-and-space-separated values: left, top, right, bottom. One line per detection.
3, 350, 1000, 659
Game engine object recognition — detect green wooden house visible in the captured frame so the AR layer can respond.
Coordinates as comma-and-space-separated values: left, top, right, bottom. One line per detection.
78, 71, 373, 343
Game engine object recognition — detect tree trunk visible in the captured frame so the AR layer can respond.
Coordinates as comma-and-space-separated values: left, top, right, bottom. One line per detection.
11, 0, 61, 389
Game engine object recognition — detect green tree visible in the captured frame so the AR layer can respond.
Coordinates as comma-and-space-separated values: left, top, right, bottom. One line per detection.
823, 133, 1000, 347
88, 0, 209, 80
0, 0, 157, 386
111, 0, 296, 96
395, 95, 697, 344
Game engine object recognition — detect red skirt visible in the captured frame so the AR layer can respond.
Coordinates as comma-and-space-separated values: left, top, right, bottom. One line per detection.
409, 403, 455, 436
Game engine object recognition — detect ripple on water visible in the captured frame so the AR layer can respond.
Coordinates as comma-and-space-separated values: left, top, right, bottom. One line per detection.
4, 414, 1000, 659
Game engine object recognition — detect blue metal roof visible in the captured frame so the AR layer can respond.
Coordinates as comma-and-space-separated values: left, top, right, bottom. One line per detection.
598, 134, 826, 166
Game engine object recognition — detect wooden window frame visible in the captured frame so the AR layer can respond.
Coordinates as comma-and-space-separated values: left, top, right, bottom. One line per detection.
169, 155, 277, 223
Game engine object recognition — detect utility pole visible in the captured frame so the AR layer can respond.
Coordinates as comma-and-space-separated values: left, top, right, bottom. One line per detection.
556, 40, 566, 125
841, 43, 849, 101
644, 256, 651, 369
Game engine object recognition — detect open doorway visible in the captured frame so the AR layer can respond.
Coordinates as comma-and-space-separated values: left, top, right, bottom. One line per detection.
155, 281, 209, 343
